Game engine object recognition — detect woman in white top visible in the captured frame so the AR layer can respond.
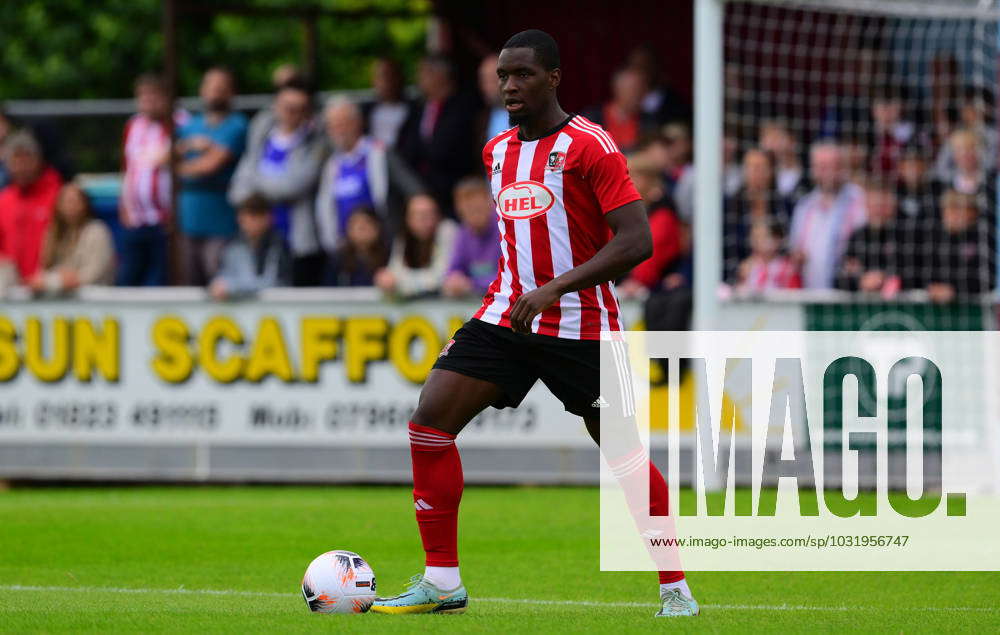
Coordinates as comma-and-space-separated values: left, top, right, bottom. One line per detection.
375, 193, 457, 299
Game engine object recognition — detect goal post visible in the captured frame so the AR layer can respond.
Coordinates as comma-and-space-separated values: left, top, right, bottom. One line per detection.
694, 0, 726, 331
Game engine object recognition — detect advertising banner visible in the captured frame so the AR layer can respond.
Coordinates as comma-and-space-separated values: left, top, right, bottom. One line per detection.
0, 298, 614, 451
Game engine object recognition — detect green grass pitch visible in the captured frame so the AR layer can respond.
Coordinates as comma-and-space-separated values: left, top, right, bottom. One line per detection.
0, 485, 996, 633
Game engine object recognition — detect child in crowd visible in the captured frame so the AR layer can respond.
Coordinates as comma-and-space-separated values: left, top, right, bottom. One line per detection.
837, 180, 904, 296
619, 154, 686, 298
210, 193, 291, 300
722, 147, 791, 283
736, 218, 801, 292
442, 177, 500, 298
325, 206, 389, 287
118, 74, 177, 286
375, 193, 457, 298
925, 189, 993, 302
29, 183, 115, 295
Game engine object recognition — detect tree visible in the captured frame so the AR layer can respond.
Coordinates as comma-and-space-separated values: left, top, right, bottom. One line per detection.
0, 0, 428, 100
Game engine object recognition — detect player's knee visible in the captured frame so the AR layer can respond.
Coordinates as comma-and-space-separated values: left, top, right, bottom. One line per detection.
410, 400, 455, 434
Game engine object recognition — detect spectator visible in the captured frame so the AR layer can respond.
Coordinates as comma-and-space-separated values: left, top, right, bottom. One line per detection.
0, 131, 63, 282
442, 177, 500, 298
933, 86, 997, 182
722, 135, 743, 196
316, 98, 423, 257
759, 119, 809, 203
625, 44, 692, 127
842, 135, 870, 184
229, 78, 326, 286
29, 183, 114, 295
375, 193, 457, 298
618, 154, 685, 299
896, 144, 938, 221
925, 189, 994, 302
737, 219, 800, 293
662, 122, 695, 220
585, 66, 652, 153
938, 129, 990, 199
176, 67, 248, 285
836, 180, 904, 295
672, 129, 740, 223
789, 141, 867, 289
209, 193, 291, 300
477, 53, 508, 143
868, 87, 915, 176
325, 206, 389, 287
723, 148, 792, 283
626, 152, 693, 335
245, 65, 304, 146
362, 58, 413, 148
0, 105, 74, 183
631, 134, 675, 212
118, 73, 177, 287
397, 55, 478, 216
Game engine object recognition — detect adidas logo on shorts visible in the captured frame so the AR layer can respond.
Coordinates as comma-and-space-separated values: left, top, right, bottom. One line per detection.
591, 396, 610, 408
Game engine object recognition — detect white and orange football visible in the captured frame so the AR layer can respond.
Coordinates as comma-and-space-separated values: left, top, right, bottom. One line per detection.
301, 550, 376, 614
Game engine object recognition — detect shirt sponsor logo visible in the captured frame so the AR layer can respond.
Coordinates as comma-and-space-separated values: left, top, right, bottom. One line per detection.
496, 180, 555, 221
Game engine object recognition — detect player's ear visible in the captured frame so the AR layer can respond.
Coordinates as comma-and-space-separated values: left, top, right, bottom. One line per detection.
549, 68, 561, 89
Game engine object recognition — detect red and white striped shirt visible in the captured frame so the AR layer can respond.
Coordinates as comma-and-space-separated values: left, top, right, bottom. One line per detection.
473, 115, 641, 340
741, 256, 802, 292
121, 113, 184, 227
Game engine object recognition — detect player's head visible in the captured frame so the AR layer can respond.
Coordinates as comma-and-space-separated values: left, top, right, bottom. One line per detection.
498, 29, 561, 125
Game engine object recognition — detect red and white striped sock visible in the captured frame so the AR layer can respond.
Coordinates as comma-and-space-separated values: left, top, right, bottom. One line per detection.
409, 422, 463, 568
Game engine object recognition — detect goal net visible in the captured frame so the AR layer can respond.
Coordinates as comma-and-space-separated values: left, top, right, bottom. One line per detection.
719, 0, 998, 331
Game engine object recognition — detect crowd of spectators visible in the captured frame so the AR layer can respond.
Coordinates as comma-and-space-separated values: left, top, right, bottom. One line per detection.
716, 101, 997, 300
0, 49, 995, 306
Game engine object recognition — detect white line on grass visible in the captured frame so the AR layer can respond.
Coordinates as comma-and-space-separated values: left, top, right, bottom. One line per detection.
1, 585, 996, 613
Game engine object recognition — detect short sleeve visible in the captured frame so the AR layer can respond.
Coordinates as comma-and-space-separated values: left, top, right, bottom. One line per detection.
216, 115, 248, 156
585, 151, 641, 214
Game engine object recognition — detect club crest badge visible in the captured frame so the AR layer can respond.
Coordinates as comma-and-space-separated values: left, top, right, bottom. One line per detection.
546, 151, 566, 171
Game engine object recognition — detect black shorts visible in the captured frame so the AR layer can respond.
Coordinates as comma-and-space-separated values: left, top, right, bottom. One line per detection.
432, 318, 605, 417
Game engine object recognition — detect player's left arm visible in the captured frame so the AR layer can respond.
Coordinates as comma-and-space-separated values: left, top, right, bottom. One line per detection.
508, 200, 652, 333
